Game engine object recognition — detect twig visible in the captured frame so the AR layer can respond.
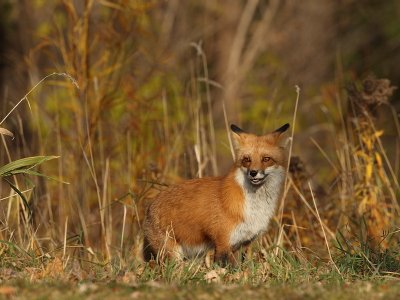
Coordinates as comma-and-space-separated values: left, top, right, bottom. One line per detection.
309, 181, 341, 276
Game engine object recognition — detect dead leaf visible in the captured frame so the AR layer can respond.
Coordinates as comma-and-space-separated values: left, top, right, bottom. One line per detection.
374, 130, 384, 138
135, 265, 145, 276
0, 127, 14, 138
215, 267, 227, 275
86, 247, 95, 256
78, 283, 98, 294
130, 291, 142, 299
366, 163, 373, 181
120, 271, 137, 285
42, 257, 64, 278
204, 270, 221, 283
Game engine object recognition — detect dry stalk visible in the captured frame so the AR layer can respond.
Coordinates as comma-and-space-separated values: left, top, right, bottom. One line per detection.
309, 182, 341, 275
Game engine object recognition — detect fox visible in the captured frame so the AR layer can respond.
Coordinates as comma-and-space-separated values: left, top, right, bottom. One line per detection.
143, 123, 290, 265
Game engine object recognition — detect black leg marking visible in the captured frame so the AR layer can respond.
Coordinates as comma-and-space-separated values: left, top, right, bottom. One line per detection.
143, 237, 156, 262
215, 253, 229, 267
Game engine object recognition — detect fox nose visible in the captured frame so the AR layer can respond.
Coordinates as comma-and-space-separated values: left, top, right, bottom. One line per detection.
249, 170, 258, 177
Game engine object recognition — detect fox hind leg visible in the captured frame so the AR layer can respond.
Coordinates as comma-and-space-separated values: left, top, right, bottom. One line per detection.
143, 227, 183, 263
143, 236, 157, 262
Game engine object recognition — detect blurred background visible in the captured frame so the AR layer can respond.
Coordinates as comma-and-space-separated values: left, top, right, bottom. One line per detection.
0, 0, 399, 266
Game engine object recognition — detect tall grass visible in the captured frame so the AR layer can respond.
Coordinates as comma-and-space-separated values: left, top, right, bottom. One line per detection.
0, 0, 399, 282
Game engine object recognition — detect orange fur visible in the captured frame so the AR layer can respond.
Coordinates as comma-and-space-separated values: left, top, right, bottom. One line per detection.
143, 123, 289, 265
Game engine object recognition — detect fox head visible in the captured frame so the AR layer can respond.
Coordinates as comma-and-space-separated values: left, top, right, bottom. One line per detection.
230, 123, 290, 186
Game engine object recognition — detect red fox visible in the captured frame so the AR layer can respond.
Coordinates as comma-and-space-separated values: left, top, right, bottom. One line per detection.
143, 123, 290, 265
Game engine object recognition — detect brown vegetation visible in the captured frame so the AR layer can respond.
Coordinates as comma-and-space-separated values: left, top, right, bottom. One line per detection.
0, 0, 399, 283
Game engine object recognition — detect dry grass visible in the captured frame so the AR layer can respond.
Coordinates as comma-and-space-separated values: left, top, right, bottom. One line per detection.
0, 1, 399, 296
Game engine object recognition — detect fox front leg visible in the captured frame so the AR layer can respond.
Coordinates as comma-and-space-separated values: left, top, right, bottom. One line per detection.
214, 246, 238, 267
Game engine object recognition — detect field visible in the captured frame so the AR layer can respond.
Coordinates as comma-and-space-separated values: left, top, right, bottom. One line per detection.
1, 1, 400, 299
1, 260, 400, 299
2, 279, 400, 299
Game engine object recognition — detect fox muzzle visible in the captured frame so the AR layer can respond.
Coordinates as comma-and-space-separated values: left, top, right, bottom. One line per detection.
247, 169, 268, 185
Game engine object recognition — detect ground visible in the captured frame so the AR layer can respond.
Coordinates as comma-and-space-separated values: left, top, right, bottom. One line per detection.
1, 258, 400, 300
1, 279, 400, 300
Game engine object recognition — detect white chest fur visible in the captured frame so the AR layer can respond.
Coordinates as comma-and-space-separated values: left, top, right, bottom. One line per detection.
229, 166, 285, 249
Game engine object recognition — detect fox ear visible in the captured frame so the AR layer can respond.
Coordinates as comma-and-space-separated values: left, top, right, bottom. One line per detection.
230, 124, 246, 135
230, 124, 245, 149
271, 123, 290, 147
272, 123, 290, 134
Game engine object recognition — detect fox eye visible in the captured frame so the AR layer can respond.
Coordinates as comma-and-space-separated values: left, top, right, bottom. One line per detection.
262, 156, 271, 162
242, 156, 251, 163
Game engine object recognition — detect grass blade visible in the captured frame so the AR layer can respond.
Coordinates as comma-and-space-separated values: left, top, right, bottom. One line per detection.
3, 177, 32, 219
0, 156, 59, 177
